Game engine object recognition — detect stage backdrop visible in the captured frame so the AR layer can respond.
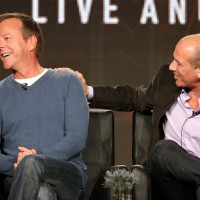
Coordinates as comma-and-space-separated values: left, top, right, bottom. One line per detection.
0, 0, 199, 85
0, 0, 200, 166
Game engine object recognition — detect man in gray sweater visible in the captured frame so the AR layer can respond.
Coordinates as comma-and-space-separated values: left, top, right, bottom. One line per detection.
0, 13, 89, 200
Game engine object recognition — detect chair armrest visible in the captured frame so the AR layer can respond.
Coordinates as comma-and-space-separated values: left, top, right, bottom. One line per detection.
131, 164, 151, 200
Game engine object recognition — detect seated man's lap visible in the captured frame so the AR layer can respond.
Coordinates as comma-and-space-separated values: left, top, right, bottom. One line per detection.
3, 155, 86, 200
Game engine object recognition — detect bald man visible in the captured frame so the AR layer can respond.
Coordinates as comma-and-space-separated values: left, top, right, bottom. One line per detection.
68, 34, 200, 200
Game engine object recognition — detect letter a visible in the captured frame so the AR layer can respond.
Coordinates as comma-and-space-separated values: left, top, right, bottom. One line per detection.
140, 0, 159, 24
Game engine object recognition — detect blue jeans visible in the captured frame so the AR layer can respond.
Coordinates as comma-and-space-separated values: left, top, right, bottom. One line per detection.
151, 140, 200, 200
5, 155, 87, 200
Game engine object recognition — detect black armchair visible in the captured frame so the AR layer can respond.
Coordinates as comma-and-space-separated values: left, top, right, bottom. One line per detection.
132, 111, 153, 200
82, 108, 115, 200
0, 174, 6, 200
88, 110, 153, 200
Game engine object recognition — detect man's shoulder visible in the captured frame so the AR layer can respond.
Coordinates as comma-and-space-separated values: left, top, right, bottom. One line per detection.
154, 63, 174, 81
158, 63, 171, 74
48, 69, 81, 88
50, 69, 76, 80
155, 63, 180, 92
0, 75, 12, 88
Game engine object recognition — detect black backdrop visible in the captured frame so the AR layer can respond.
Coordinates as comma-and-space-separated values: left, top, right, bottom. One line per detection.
0, 0, 200, 166
0, 0, 200, 86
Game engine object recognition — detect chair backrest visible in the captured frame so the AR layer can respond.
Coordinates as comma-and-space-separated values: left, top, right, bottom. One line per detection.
82, 108, 114, 200
132, 111, 153, 166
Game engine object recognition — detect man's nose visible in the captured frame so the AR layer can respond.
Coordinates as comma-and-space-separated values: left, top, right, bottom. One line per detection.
169, 60, 177, 71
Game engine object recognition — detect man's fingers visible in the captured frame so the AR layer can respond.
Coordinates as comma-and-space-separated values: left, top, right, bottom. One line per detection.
31, 149, 37, 154
18, 146, 29, 152
13, 163, 18, 169
54, 67, 76, 73
75, 71, 89, 96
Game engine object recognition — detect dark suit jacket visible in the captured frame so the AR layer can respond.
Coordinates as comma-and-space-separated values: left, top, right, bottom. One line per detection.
90, 64, 182, 160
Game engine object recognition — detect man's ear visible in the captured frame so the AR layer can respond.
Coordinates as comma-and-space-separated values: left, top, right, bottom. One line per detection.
27, 35, 37, 51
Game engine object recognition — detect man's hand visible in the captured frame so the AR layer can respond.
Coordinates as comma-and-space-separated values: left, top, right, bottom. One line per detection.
54, 67, 89, 96
14, 146, 37, 169
75, 71, 89, 96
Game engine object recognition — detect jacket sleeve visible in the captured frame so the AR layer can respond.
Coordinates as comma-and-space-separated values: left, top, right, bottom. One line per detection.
90, 64, 172, 112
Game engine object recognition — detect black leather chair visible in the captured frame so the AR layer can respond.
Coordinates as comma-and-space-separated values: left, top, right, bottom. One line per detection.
92, 110, 152, 200
0, 174, 6, 200
0, 108, 115, 200
132, 111, 153, 200
82, 108, 114, 200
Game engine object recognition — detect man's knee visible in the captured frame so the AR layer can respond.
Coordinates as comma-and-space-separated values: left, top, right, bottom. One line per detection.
17, 155, 44, 175
37, 183, 57, 200
150, 139, 181, 171
152, 140, 179, 157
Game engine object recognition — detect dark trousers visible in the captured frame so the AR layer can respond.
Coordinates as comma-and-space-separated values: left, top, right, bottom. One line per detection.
4, 155, 86, 200
150, 139, 200, 200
